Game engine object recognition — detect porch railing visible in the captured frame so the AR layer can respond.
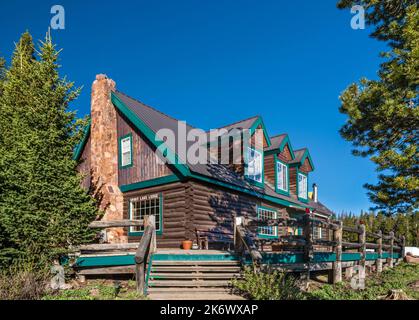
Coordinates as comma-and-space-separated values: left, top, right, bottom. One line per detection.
233, 212, 406, 284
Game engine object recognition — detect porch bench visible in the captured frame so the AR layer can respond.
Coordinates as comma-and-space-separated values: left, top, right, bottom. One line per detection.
195, 228, 233, 250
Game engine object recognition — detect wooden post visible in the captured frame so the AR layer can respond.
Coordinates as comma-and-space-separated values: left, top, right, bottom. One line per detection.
389, 231, 394, 268
376, 230, 383, 273
234, 216, 244, 253
359, 224, 366, 279
332, 221, 343, 284
303, 214, 313, 282
401, 236, 406, 259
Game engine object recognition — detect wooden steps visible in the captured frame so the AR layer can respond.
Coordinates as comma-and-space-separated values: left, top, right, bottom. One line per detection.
147, 252, 242, 298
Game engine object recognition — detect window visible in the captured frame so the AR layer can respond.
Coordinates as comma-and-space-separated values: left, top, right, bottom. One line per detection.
246, 147, 263, 184
257, 207, 277, 238
298, 173, 308, 199
313, 227, 322, 240
276, 161, 288, 192
119, 134, 132, 168
129, 193, 162, 234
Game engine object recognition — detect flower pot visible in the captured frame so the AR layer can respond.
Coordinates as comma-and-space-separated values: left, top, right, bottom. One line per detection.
182, 240, 193, 250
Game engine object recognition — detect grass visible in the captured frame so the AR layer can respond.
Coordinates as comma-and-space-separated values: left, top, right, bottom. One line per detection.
308, 263, 419, 300
42, 279, 148, 300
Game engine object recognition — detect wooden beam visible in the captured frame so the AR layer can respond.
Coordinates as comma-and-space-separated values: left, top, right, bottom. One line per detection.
376, 230, 383, 273
388, 231, 394, 268
89, 219, 144, 228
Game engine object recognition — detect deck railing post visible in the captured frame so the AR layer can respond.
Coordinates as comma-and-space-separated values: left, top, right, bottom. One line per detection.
376, 230, 383, 273
389, 231, 394, 268
303, 214, 313, 282
332, 221, 343, 284
401, 236, 406, 260
358, 224, 366, 281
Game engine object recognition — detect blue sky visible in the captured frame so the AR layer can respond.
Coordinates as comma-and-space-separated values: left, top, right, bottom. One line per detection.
0, 0, 388, 214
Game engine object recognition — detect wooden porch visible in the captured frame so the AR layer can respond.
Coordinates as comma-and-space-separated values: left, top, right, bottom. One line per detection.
71, 215, 405, 299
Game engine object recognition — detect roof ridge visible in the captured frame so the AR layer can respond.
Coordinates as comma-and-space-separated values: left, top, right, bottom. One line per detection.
270, 133, 287, 139
115, 90, 196, 128
215, 115, 260, 130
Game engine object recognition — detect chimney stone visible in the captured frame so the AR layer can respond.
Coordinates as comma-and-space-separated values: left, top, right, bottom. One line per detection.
90, 74, 127, 243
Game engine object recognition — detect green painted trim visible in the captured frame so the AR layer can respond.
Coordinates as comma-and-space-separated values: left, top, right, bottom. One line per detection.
73, 120, 91, 161
128, 193, 164, 236
120, 174, 181, 192
264, 135, 296, 160
75, 254, 135, 267
189, 172, 307, 209
260, 253, 305, 264
300, 149, 315, 171
289, 149, 315, 171
296, 169, 309, 203
118, 133, 133, 169
250, 117, 271, 147
366, 253, 379, 260
152, 253, 238, 261
342, 252, 361, 261
111, 92, 191, 177
144, 254, 154, 295
313, 252, 336, 263
257, 206, 278, 239
244, 146, 265, 188
275, 156, 290, 196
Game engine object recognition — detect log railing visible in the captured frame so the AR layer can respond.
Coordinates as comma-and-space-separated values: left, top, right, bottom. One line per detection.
235, 213, 405, 284
84, 217, 156, 294
134, 215, 156, 294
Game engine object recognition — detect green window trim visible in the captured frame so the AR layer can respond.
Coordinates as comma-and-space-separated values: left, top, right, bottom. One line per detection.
296, 169, 309, 203
257, 206, 278, 239
275, 155, 290, 196
118, 133, 133, 169
128, 193, 163, 237
244, 146, 265, 188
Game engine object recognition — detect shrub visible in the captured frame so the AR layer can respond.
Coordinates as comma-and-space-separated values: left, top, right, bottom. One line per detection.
231, 266, 305, 300
0, 258, 50, 300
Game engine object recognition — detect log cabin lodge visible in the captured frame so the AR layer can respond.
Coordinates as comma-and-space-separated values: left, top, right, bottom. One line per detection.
75, 74, 334, 250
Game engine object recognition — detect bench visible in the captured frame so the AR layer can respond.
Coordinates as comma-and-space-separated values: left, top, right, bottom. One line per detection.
195, 228, 233, 250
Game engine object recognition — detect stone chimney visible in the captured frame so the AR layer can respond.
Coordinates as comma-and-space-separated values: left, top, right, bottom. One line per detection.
90, 74, 127, 243
312, 183, 318, 203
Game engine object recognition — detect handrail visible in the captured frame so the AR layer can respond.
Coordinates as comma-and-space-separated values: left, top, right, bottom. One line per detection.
234, 224, 262, 271
134, 216, 156, 294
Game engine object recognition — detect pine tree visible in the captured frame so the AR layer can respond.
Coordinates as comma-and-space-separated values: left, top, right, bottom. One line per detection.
0, 32, 98, 267
337, 1, 419, 214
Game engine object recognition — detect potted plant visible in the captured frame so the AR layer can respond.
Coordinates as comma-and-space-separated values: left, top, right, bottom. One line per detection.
182, 239, 193, 250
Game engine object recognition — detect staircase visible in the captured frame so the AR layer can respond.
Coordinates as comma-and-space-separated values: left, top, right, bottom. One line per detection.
146, 250, 244, 300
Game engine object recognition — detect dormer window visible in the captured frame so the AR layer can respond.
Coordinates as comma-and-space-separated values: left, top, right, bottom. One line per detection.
246, 147, 263, 185
298, 172, 308, 200
276, 160, 288, 193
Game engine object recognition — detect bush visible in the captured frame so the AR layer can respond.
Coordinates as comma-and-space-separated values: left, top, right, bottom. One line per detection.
231, 266, 305, 300
0, 258, 50, 300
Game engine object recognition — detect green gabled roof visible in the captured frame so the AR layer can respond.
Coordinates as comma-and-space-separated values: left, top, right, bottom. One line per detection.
290, 148, 315, 170
73, 119, 91, 161
264, 134, 296, 159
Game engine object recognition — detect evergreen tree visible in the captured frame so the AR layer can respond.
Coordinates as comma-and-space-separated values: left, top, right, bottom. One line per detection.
0, 32, 98, 267
337, 1, 419, 214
